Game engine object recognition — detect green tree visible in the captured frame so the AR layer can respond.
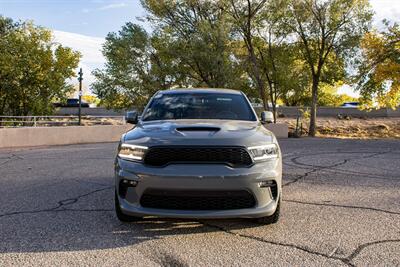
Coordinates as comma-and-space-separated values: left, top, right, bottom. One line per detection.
227, 0, 269, 110
0, 17, 81, 116
227, 0, 309, 122
92, 23, 172, 110
282, 0, 372, 136
93, 1, 251, 110
142, 0, 246, 89
357, 22, 400, 108
0, 17, 17, 115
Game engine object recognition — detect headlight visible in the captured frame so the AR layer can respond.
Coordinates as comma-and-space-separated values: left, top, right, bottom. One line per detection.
118, 144, 148, 161
248, 144, 279, 162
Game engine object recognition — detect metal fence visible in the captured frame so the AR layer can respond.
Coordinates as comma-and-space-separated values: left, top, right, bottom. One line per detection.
0, 116, 126, 128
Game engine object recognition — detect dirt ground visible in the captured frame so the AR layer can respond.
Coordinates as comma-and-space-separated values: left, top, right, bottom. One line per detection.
280, 117, 400, 139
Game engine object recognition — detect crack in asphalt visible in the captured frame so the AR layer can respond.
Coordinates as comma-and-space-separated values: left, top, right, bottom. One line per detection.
282, 150, 394, 187
283, 159, 348, 187
199, 221, 348, 264
344, 239, 400, 265
0, 186, 113, 218
284, 199, 400, 216
284, 161, 400, 181
286, 150, 394, 169
0, 153, 24, 167
56, 186, 113, 208
200, 221, 400, 266
283, 161, 400, 181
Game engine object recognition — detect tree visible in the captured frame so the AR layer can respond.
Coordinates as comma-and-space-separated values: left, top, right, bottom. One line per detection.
93, 1, 251, 110
278, 52, 312, 106
283, 0, 372, 136
92, 23, 160, 110
256, 23, 300, 121
0, 17, 81, 116
357, 22, 400, 108
142, 0, 246, 89
227, 0, 269, 111
0, 16, 17, 116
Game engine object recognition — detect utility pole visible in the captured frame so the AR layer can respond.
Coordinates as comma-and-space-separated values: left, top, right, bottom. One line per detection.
78, 68, 83, 126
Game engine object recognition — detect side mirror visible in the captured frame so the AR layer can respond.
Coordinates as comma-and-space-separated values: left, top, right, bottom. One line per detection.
125, 111, 138, 124
261, 111, 274, 124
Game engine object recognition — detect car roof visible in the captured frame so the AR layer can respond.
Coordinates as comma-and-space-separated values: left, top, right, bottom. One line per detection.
159, 88, 243, 95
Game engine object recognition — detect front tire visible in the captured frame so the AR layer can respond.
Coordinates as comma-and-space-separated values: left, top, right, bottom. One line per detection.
256, 198, 280, 225
115, 191, 141, 222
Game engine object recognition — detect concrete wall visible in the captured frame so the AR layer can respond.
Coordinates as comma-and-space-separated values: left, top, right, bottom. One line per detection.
0, 125, 132, 149
387, 108, 400, 117
264, 123, 288, 138
0, 123, 288, 148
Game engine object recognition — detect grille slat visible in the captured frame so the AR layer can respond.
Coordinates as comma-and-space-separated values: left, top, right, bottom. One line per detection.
140, 190, 256, 210
144, 146, 252, 167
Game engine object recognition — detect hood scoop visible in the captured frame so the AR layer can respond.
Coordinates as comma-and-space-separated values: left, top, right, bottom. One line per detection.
176, 126, 221, 132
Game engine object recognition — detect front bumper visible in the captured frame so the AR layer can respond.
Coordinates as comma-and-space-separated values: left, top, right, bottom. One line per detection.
115, 158, 282, 219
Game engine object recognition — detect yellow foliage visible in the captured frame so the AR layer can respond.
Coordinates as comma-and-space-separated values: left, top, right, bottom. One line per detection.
360, 25, 400, 108
82, 95, 100, 105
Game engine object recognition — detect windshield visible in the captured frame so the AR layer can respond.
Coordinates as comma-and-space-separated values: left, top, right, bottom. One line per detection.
141, 92, 256, 121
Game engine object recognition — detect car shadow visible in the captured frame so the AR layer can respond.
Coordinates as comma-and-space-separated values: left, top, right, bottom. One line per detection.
0, 192, 267, 254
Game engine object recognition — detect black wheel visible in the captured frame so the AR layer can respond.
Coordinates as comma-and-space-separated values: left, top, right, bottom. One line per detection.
115, 191, 142, 222
256, 198, 281, 225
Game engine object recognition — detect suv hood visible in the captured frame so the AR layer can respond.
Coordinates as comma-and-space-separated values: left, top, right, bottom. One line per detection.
123, 120, 274, 147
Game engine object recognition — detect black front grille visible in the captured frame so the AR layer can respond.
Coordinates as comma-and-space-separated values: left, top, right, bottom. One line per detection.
143, 146, 252, 167
140, 189, 256, 210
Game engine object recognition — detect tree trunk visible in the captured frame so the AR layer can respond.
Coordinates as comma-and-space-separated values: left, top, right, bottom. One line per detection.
272, 102, 277, 123
249, 52, 268, 111
272, 94, 277, 123
308, 77, 319, 137
266, 80, 276, 123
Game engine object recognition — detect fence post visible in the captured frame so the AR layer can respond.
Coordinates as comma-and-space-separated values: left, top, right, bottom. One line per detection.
33, 116, 37, 127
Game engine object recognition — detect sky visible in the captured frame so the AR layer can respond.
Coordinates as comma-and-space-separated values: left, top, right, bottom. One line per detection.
1, 0, 400, 96
1, 0, 146, 91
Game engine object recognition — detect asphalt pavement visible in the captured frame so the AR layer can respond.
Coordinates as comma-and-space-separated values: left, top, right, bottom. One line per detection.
0, 138, 399, 266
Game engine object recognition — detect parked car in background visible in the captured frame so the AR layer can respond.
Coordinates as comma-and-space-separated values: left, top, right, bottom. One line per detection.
115, 88, 282, 224
251, 102, 279, 108
340, 102, 360, 108
54, 98, 90, 108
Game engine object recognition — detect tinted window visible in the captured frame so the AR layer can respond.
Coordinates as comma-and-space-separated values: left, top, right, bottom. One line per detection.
142, 93, 256, 121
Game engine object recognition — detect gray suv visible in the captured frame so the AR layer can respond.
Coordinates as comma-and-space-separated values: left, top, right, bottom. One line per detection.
115, 89, 282, 224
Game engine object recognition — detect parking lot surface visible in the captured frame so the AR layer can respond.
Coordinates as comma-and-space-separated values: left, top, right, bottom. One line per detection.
0, 138, 399, 266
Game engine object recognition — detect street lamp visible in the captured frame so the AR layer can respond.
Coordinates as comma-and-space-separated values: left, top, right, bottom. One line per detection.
78, 68, 83, 126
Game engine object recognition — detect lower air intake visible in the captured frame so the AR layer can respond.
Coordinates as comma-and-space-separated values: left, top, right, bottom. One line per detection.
140, 189, 256, 210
